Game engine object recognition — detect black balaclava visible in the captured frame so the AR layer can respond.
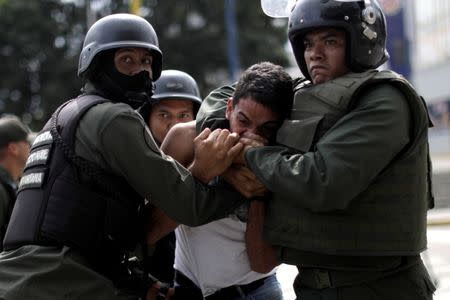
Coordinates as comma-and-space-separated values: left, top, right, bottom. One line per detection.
86, 49, 155, 109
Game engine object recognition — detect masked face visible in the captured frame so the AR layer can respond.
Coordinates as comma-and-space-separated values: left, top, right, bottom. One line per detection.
85, 48, 155, 108
110, 47, 154, 94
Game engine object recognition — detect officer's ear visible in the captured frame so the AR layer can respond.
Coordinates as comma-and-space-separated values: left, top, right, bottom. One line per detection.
6, 142, 19, 156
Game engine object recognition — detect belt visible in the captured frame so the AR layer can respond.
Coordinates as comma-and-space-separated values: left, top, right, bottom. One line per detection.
205, 276, 268, 300
298, 267, 392, 289
297, 256, 422, 289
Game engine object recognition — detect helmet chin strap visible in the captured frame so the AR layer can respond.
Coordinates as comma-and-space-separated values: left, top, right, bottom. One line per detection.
124, 83, 155, 109
113, 70, 155, 107
90, 51, 155, 109
89, 70, 154, 109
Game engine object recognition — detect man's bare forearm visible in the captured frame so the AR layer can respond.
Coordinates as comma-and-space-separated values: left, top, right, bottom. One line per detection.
146, 205, 179, 245
245, 200, 280, 273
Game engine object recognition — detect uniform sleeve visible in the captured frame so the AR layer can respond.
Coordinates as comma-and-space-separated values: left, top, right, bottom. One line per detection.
95, 109, 244, 226
196, 84, 235, 133
246, 84, 411, 212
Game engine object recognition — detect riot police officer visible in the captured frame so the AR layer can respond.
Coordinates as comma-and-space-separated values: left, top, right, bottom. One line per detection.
197, 0, 436, 299
138, 70, 203, 288
0, 13, 244, 300
140, 69, 203, 146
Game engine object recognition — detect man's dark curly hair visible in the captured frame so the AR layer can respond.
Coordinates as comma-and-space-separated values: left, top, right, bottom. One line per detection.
233, 61, 293, 119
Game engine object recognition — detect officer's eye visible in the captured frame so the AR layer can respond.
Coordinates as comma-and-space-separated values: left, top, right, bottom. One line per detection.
325, 38, 337, 46
159, 112, 170, 119
179, 113, 192, 119
143, 57, 153, 65
119, 56, 133, 64
303, 40, 312, 49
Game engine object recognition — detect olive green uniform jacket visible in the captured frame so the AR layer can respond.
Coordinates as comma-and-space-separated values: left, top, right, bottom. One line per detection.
0, 101, 243, 300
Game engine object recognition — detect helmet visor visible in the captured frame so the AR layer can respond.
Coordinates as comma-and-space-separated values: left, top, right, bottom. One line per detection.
261, 0, 295, 18
261, 0, 364, 18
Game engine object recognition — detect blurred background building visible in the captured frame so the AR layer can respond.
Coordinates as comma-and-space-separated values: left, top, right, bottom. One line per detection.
358, 0, 450, 156
413, 0, 450, 155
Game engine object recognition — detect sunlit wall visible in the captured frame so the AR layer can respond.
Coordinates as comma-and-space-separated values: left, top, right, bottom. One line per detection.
410, 0, 450, 152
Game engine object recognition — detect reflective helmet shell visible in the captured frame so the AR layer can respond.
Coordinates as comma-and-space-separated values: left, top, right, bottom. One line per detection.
152, 70, 202, 107
288, 0, 389, 79
78, 13, 163, 80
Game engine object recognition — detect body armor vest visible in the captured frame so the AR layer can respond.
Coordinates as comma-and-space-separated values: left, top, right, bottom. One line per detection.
267, 70, 433, 257
4, 95, 144, 277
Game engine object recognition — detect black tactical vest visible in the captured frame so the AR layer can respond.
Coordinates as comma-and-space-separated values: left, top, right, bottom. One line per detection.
3, 95, 144, 277
266, 70, 434, 257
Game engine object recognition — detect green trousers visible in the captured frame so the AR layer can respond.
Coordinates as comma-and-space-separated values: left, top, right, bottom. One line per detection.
293, 259, 436, 300
0, 245, 134, 300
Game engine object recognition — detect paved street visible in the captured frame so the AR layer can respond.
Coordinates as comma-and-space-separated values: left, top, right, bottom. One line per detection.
426, 223, 450, 300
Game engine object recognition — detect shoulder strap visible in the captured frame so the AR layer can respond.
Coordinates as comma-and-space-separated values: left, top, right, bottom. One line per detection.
50, 95, 131, 200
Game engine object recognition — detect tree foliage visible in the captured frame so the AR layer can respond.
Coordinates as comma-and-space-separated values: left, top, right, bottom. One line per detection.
0, 0, 85, 129
0, 0, 289, 130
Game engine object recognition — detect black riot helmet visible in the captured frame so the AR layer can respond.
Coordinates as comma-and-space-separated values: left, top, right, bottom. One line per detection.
139, 70, 202, 123
152, 70, 202, 109
288, 0, 389, 79
78, 13, 162, 81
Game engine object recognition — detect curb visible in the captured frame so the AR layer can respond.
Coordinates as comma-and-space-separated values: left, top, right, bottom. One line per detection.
427, 219, 450, 226
430, 153, 450, 173
427, 208, 450, 226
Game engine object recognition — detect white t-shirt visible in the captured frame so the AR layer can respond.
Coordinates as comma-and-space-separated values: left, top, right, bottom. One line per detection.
174, 208, 276, 297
